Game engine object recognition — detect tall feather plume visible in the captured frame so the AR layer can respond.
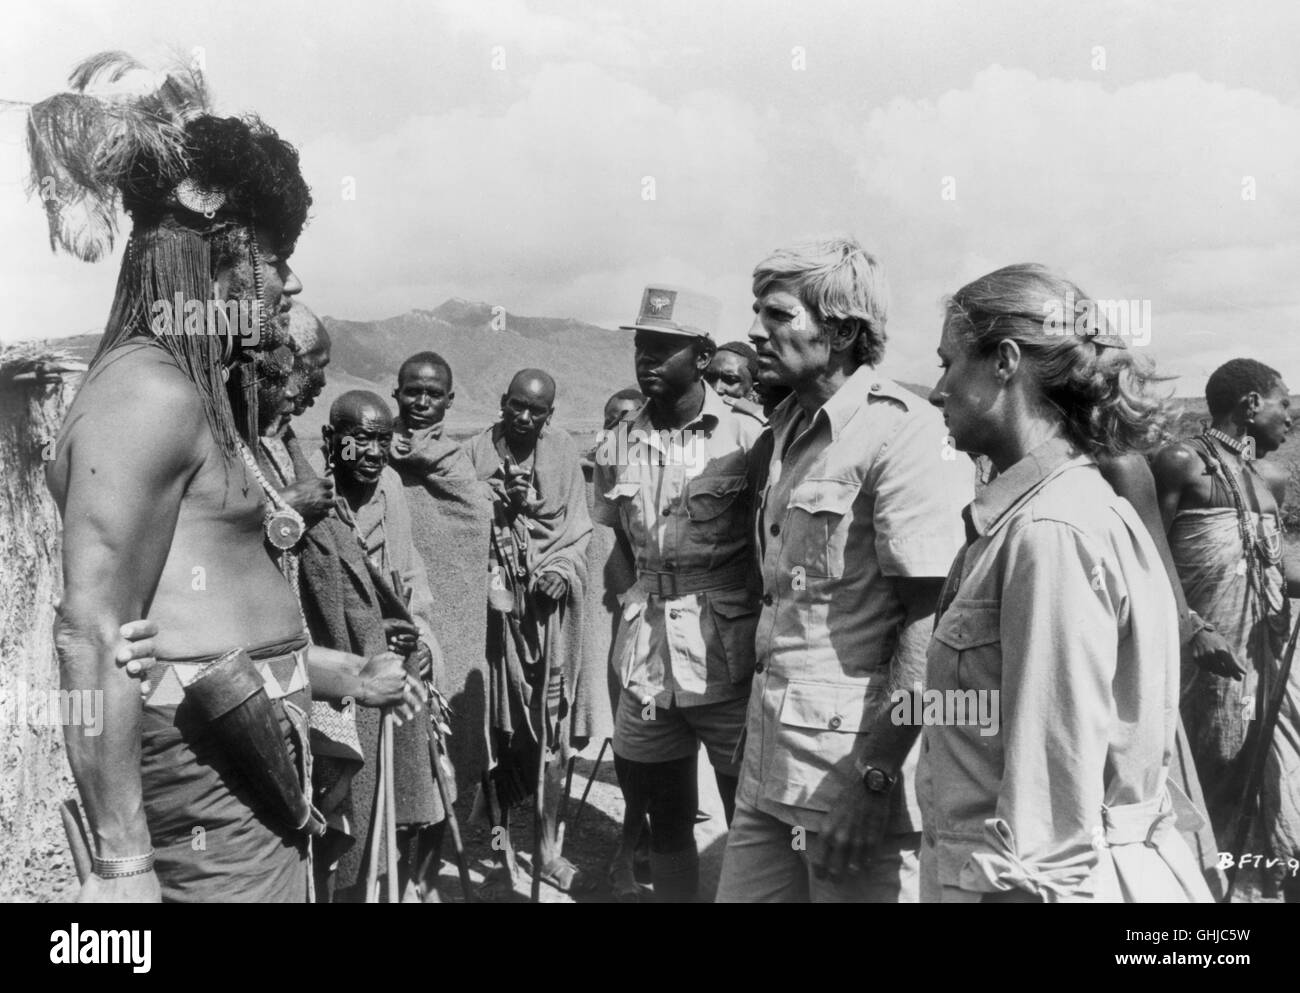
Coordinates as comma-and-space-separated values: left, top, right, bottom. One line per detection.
26, 51, 210, 262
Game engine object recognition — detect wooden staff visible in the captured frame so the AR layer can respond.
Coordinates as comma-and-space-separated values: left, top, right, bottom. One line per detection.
530, 602, 556, 903
363, 718, 387, 903
383, 710, 399, 902
423, 703, 474, 902
568, 737, 610, 843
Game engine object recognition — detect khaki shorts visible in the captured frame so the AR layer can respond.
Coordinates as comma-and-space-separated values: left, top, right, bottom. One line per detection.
612, 688, 748, 777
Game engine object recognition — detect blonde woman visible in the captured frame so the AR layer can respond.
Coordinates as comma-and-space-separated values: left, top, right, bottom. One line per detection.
921, 264, 1212, 903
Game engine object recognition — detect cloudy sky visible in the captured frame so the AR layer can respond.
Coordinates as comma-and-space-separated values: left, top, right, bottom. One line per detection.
3, 0, 1298, 394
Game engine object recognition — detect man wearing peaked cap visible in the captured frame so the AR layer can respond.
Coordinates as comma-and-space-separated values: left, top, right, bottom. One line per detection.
593, 284, 764, 901
619, 285, 722, 339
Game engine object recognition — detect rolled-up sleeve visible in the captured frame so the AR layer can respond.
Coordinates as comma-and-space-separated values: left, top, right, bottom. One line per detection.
869, 414, 972, 578
959, 519, 1121, 900
591, 452, 620, 527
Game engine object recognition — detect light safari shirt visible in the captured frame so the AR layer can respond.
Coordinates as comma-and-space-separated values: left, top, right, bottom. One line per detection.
592, 383, 764, 708
740, 366, 973, 835
918, 438, 1189, 901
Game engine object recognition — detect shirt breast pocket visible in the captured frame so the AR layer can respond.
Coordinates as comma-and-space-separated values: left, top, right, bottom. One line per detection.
930, 601, 1001, 694
685, 473, 746, 541
785, 479, 859, 579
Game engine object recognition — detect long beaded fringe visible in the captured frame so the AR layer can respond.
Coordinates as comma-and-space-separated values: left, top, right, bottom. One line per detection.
90, 222, 242, 455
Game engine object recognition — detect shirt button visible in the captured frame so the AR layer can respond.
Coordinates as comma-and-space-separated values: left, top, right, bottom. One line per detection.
770, 522, 781, 536
754, 662, 765, 674
870, 382, 881, 391
829, 715, 843, 730
762, 593, 774, 606
662, 506, 672, 517
668, 608, 681, 620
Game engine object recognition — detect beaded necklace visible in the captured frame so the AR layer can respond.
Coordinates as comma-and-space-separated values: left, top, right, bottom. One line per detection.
1198, 429, 1267, 589
1205, 427, 1256, 462
238, 439, 306, 550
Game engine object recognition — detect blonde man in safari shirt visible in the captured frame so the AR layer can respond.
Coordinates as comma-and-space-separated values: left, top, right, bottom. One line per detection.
716, 238, 973, 903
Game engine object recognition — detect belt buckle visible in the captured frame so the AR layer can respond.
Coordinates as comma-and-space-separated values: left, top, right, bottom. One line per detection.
655, 572, 678, 598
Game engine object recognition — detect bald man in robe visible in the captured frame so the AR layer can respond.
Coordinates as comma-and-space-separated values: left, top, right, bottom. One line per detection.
307, 390, 455, 901
468, 370, 593, 896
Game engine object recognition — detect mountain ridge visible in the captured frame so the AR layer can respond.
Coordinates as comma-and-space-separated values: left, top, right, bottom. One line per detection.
43, 300, 1217, 445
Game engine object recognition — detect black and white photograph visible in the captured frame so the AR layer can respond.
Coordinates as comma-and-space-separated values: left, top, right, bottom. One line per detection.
0, 0, 1295, 966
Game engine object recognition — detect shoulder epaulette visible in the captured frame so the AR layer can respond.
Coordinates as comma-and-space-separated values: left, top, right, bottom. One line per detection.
727, 397, 768, 423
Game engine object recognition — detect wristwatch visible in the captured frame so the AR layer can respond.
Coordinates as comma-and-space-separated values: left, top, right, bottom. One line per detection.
856, 759, 898, 794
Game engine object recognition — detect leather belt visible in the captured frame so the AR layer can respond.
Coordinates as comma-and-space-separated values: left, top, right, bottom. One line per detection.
636, 562, 750, 598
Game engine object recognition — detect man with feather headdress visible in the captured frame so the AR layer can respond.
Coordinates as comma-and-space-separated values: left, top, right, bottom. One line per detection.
36, 51, 330, 902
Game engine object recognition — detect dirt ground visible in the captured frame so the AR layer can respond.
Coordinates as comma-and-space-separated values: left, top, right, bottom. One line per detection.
36, 744, 726, 904
432, 745, 728, 904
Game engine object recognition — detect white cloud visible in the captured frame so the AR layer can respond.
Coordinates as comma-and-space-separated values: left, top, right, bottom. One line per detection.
4, 3, 1300, 398
291, 60, 770, 331
837, 66, 1300, 391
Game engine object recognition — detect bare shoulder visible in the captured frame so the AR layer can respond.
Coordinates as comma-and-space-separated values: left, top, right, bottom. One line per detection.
1150, 440, 1202, 489
1095, 451, 1154, 494
62, 342, 209, 465
75, 341, 200, 404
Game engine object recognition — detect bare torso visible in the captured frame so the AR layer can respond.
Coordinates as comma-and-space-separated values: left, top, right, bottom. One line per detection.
1154, 438, 1285, 524
48, 341, 302, 659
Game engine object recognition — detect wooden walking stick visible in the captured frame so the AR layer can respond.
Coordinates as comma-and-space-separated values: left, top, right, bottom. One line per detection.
568, 737, 610, 843
531, 636, 552, 904
383, 710, 399, 903
363, 717, 386, 903
423, 689, 474, 902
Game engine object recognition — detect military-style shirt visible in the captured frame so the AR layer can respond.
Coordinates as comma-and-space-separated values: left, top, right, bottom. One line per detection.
918, 437, 1204, 902
739, 365, 973, 834
592, 383, 764, 708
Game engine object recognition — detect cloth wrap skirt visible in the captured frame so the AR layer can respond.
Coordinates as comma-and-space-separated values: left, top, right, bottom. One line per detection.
140, 638, 311, 903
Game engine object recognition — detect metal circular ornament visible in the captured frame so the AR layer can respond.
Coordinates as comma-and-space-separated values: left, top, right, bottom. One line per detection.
174, 177, 227, 219
266, 509, 304, 549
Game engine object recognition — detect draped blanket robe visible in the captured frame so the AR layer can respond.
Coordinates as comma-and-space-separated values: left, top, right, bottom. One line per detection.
467, 424, 592, 805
